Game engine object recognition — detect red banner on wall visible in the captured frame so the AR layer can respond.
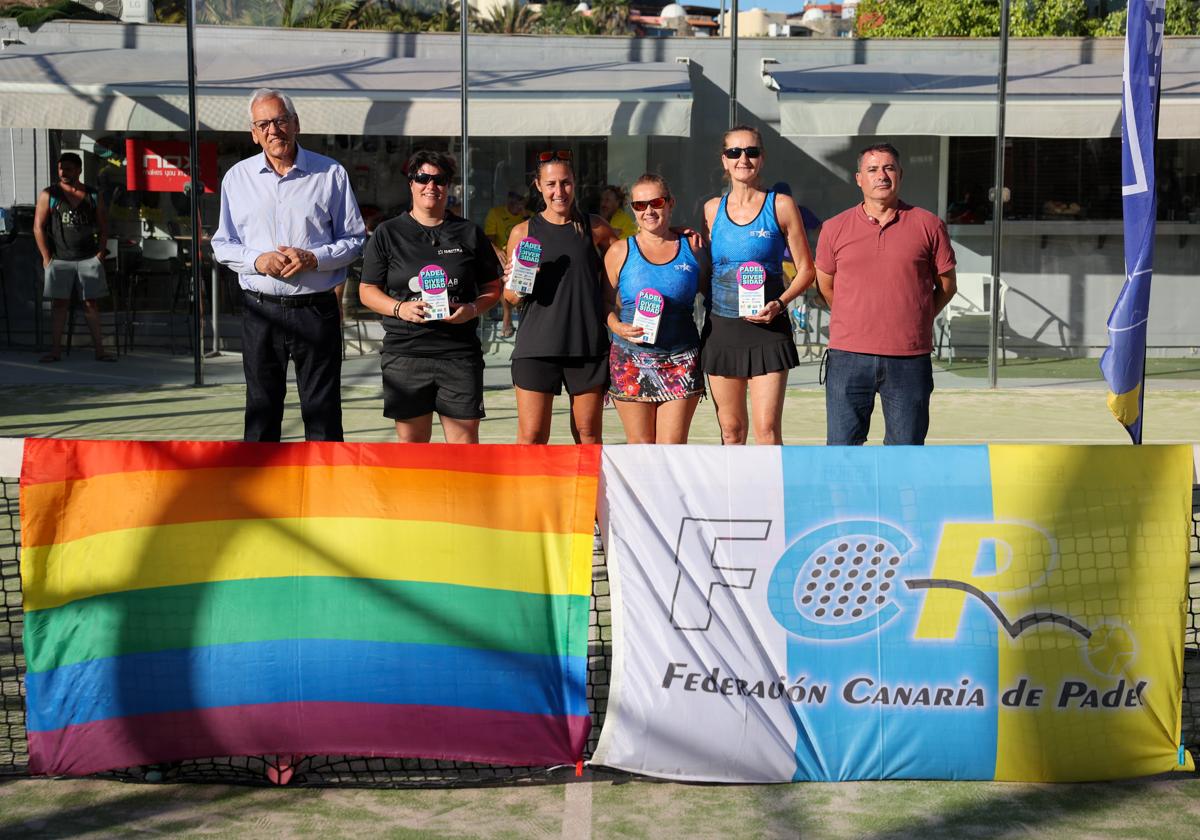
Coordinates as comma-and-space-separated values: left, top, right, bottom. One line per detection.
125, 139, 218, 194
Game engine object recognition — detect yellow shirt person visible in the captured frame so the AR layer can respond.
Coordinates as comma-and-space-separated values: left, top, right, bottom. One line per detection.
484, 191, 530, 252
600, 185, 638, 240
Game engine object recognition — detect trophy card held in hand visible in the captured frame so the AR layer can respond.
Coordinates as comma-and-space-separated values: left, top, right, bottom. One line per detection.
507, 237, 542, 295
419, 264, 450, 320
631, 288, 664, 345
737, 262, 766, 318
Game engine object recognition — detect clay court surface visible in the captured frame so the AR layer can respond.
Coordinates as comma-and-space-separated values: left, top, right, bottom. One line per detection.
1, 349, 1198, 839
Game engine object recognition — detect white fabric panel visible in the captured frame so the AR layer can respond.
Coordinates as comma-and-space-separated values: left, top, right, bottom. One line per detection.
593, 445, 797, 782
0, 438, 22, 477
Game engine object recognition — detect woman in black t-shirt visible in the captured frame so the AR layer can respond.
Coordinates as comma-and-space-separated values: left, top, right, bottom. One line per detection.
503, 152, 620, 444
359, 151, 502, 443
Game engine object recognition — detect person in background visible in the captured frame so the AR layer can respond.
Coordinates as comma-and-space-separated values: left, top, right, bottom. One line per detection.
771, 181, 822, 282
702, 125, 815, 446
816, 142, 957, 446
358, 151, 502, 443
212, 87, 366, 442
599, 185, 638, 240
33, 152, 115, 363
504, 151, 620, 445
484, 188, 530, 338
604, 174, 709, 444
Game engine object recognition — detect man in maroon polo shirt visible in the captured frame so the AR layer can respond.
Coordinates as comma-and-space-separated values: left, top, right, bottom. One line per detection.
815, 143, 957, 445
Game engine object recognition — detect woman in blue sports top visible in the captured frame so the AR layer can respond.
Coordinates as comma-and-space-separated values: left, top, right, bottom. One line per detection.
604, 174, 710, 444
702, 125, 815, 445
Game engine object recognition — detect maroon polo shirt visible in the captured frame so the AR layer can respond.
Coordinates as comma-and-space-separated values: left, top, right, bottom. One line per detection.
815, 201, 956, 356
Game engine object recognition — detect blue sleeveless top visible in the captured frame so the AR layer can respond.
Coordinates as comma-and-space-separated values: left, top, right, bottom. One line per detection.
616, 236, 702, 353
709, 191, 787, 318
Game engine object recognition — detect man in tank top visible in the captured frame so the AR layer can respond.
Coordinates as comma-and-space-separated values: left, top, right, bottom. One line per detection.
33, 152, 114, 363
815, 143, 958, 446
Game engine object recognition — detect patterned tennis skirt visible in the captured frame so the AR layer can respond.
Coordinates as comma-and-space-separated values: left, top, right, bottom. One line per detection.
608, 342, 705, 403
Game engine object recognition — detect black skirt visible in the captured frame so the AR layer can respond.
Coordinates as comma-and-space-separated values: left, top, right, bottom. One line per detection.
701, 314, 799, 378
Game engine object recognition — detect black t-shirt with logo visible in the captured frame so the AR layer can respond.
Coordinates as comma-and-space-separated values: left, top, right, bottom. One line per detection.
360, 212, 503, 358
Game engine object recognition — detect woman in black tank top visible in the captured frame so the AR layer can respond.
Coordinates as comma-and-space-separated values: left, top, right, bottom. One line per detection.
502, 153, 620, 444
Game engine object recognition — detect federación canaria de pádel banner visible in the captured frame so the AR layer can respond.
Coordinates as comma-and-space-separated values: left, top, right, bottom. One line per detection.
592, 445, 1194, 782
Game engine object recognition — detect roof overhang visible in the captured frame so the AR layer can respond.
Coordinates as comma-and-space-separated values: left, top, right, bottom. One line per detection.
0, 47, 693, 136
772, 55, 1200, 138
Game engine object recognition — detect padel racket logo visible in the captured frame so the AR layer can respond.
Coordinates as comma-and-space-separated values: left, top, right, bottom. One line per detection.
668, 517, 1134, 673
767, 521, 912, 641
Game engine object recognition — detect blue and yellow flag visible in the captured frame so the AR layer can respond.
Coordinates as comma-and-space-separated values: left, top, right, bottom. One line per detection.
1100, 0, 1166, 444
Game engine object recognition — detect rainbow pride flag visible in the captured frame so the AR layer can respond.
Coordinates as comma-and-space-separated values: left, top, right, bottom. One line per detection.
20, 439, 598, 776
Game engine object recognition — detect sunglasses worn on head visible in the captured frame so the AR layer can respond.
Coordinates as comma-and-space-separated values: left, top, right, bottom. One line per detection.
411, 172, 450, 186
630, 197, 669, 212
251, 116, 293, 133
723, 146, 762, 160
537, 150, 572, 163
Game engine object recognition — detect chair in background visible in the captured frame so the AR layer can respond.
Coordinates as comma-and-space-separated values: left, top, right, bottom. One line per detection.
936, 272, 1009, 364
125, 238, 181, 352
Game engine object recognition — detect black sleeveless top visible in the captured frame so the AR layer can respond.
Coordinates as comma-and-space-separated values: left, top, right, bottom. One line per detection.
47, 184, 100, 261
513, 213, 609, 359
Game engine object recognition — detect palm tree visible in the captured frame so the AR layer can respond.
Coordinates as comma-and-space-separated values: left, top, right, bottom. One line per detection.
475, 0, 539, 34
288, 0, 360, 28
588, 0, 630, 35
532, 0, 575, 33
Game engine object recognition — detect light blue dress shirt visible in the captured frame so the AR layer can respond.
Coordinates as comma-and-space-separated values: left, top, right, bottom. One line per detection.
212, 145, 366, 295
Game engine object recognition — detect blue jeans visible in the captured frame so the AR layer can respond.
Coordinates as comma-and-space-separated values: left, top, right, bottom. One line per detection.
825, 349, 933, 446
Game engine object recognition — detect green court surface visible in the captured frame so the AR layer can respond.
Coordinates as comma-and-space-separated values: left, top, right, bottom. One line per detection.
1, 769, 1199, 839
1, 382, 1198, 446
934, 356, 1200, 381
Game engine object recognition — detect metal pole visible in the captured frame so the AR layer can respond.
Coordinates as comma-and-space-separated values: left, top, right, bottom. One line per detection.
729, 0, 739, 126
460, 2, 470, 220
185, 0, 204, 385
210, 262, 219, 355
987, 0, 1010, 390
719, 0, 726, 38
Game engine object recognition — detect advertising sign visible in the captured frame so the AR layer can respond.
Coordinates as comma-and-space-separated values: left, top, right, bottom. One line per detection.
125, 139, 218, 193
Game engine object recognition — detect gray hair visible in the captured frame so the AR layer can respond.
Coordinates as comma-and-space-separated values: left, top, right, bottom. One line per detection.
248, 88, 296, 121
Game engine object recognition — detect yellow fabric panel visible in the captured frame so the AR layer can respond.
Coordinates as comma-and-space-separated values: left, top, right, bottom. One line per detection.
989, 444, 1194, 781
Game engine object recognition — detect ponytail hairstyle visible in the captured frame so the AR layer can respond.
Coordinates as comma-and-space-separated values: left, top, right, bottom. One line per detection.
534, 155, 588, 238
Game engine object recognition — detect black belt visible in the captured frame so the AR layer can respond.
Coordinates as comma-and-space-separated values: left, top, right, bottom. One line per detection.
244, 289, 335, 308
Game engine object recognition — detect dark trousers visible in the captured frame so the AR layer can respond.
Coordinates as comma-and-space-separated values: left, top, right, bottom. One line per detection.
241, 290, 343, 442
825, 348, 933, 446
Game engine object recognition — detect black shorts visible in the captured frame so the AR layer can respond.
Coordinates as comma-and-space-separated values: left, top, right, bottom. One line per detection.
381, 352, 485, 421
511, 354, 609, 396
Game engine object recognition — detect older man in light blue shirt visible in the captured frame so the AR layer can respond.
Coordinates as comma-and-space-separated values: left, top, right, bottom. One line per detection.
213, 87, 365, 442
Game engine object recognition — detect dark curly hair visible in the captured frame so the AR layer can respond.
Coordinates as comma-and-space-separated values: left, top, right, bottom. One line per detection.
404, 149, 457, 181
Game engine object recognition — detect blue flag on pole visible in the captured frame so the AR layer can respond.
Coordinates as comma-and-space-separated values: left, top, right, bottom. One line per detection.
1100, 0, 1166, 444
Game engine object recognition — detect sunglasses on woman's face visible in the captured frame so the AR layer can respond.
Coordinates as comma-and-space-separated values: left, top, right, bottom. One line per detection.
537, 150, 572, 163
723, 146, 762, 160
630, 196, 669, 212
411, 172, 449, 186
